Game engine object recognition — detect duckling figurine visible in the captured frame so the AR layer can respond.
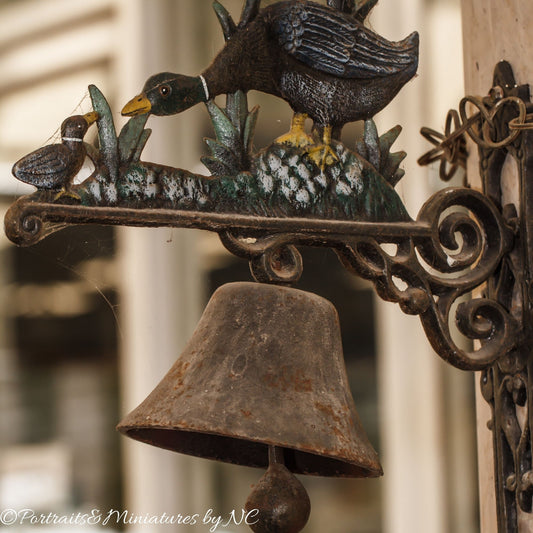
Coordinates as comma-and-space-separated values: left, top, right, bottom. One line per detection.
122, 0, 418, 168
12, 111, 99, 199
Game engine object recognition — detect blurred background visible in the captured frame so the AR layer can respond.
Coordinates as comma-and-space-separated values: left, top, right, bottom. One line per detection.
0, 0, 477, 532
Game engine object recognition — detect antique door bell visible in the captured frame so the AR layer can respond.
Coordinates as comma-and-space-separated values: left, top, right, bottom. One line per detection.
5, 0, 533, 531
118, 282, 381, 530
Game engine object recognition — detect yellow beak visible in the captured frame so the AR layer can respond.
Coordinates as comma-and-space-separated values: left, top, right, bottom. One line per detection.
83, 111, 99, 125
121, 94, 152, 116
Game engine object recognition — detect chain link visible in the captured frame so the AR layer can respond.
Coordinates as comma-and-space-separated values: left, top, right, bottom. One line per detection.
419, 91, 533, 181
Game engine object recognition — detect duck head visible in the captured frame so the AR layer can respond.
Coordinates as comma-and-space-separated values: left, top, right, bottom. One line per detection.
61, 111, 99, 141
121, 73, 208, 117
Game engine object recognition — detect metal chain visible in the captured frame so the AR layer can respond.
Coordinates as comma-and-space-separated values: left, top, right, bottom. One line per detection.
419, 91, 533, 182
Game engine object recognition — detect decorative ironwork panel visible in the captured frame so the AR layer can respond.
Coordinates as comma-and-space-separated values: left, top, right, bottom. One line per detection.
419, 60, 533, 532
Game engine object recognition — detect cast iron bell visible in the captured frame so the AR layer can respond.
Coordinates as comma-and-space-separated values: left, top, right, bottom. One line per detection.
118, 281, 382, 479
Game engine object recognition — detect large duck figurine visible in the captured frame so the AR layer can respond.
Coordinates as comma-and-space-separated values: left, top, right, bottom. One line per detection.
122, 0, 418, 167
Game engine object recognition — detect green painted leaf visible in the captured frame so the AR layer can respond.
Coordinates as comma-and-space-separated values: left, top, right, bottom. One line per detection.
205, 138, 240, 171
206, 101, 238, 147
379, 125, 402, 154
382, 152, 407, 187
363, 119, 380, 170
388, 151, 407, 171
89, 85, 118, 181
212, 1, 236, 41
132, 129, 152, 163
377, 125, 405, 186
391, 168, 405, 187
226, 90, 247, 134
244, 106, 259, 155
118, 114, 149, 166
239, 0, 261, 28
355, 139, 368, 161
201, 155, 231, 176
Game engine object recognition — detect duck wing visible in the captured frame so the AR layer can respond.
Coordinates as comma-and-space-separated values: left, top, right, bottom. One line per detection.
268, 2, 418, 79
12, 144, 73, 187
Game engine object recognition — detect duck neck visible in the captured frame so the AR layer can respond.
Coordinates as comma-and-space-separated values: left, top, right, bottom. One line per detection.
61, 137, 84, 151
201, 66, 231, 99
180, 75, 209, 106
196, 75, 211, 102
201, 18, 276, 97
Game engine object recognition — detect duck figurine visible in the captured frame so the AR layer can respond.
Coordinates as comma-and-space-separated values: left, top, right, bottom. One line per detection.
12, 111, 99, 200
121, 0, 418, 168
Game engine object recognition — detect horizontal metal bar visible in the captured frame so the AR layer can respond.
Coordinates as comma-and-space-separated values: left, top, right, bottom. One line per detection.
6, 198, 433, 244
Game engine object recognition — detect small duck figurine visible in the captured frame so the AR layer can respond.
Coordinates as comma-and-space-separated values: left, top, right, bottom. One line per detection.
12, 111, 99, 199
122, 0, 418, 168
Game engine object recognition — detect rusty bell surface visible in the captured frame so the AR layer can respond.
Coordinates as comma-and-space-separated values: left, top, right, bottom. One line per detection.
117, 281, 382, 478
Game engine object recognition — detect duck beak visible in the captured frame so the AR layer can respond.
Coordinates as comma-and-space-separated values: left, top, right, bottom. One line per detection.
121, 93, 152, 116
83, 111, 99, 125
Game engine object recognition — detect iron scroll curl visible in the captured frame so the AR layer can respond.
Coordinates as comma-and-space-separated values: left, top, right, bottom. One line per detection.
217, 186, 517, 371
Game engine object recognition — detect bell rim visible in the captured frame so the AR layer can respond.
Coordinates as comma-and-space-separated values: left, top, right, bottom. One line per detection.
116, 422, 383, 479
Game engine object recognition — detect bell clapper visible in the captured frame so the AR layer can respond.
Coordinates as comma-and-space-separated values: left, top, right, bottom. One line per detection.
244, 445, 311, 533
268, 445, 285, 466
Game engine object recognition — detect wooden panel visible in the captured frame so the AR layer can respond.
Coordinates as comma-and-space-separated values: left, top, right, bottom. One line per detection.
462, 1, 533, 96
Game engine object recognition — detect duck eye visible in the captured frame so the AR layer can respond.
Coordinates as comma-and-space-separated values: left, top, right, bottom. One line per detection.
159, 85, 171, 97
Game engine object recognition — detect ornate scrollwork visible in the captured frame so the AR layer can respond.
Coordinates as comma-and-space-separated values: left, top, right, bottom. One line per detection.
419, 60, 533, 532
219, 231, 304, 284
214, 184, 517, 371
338, 188, 517, 370
5, 197, 67, 246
